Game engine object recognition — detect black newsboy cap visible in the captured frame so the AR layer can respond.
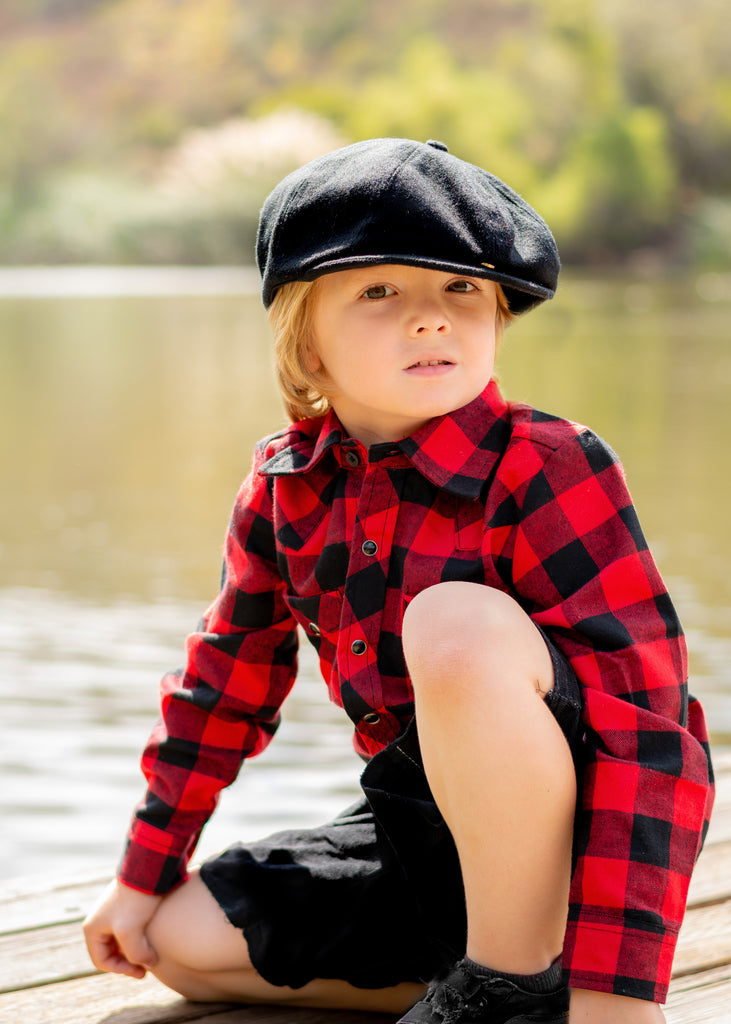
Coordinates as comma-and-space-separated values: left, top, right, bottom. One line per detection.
256, 138, 559, 314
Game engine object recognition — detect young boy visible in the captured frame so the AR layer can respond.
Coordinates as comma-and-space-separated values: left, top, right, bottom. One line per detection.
84, 139, 714, 1023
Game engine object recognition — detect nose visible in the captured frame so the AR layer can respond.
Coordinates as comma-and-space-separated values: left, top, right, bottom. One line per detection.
407, 300, 451, 336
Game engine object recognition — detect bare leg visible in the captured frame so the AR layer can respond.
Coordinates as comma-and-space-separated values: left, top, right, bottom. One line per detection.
145, 869, 425, 1010
401, 581, 577, 974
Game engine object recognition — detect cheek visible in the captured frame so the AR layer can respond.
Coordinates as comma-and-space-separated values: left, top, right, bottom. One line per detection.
318, 343, 365, 384
480, 328, 498, 364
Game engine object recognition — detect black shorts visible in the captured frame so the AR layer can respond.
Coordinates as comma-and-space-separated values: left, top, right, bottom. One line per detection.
199, 634, 583, 990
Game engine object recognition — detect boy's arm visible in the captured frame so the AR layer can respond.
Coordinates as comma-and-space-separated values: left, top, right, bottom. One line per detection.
119, 455, 298, 895
509, 427, 713, 1005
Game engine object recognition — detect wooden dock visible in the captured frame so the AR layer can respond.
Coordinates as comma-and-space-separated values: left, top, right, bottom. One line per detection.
2, 751, 730, 1024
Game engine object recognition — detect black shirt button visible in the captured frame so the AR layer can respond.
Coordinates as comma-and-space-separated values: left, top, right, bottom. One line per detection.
351, 639, 367, 655
362, 712, 380, 725
307, 621, 321, 636
361, 540, 378, 556
344, 451, 360, 467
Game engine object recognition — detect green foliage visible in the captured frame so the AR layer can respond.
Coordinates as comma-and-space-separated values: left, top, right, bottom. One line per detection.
0, 171, 266, 265
688, 198, 731, 269
0, 37, 71, 199
270, 28, 680, 259
534, 108, 677, 259
0, 0, 728, 266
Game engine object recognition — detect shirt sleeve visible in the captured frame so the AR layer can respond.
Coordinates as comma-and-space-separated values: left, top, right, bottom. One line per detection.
509, 428, 714, 1003
118, 450, 298, 895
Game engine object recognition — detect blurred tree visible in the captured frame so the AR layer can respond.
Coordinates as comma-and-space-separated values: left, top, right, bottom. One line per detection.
604, 0, 731, 192
0, 38, 75, 205
263, 10, 679, 257
0, 0, 727, 265
91, 0, 251, 151
271, 38, 541, 194
535, 108, 677, 260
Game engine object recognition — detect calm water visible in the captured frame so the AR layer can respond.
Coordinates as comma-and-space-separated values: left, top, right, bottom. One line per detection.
1, 267, 730, 881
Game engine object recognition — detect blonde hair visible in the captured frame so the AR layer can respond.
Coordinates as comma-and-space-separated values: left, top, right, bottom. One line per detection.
268, 275, 516, 423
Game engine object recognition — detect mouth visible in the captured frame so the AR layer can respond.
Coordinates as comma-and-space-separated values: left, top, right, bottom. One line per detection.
406, 359, 454, 370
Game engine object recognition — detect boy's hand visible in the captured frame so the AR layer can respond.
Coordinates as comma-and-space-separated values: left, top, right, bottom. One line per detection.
83, 878, 163, 979
570, 988, 666, 1022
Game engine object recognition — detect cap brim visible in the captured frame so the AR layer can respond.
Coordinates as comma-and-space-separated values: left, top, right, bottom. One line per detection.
265, 253, 554, 314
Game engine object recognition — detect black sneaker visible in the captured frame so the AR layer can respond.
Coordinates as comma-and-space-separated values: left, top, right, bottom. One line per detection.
397, 959, 569, 1024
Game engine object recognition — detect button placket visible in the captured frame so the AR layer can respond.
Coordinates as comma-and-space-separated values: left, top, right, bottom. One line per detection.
341, 455, 400, 720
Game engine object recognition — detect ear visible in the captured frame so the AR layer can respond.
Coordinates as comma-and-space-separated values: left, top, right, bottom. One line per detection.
302, 340, 323, 374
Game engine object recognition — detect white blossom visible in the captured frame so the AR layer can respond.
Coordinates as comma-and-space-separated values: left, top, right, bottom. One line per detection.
159, 110, 346, 194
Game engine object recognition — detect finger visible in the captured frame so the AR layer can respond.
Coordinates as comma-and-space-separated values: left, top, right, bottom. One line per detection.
85, 931, 146, 978
117, 926, 159, 972
105, 948, 148, 980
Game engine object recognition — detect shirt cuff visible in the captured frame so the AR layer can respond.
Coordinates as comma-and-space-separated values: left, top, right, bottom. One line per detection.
117, 820, 199, 895
563, 913, 679, 1004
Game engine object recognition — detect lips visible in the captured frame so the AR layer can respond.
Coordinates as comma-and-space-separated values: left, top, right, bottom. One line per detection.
407, 359, 453, 369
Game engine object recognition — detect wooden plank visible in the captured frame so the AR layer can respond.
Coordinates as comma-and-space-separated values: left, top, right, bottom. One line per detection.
6, 966, 731, 1024
0, 914, 729, 1024
3, 897, 729, 1010
669, 961, 731, 992
1, 841, 728, 999
0, 756, 727, 1023
687, 840, 731, 906
705, 765, 731, 845
3, 839, 725, 998
0, 972, 391, 1024
5, 960, 731, 1024
672, 901, 731, 976
0, 921, 94, 994
0, 972, 234, 1024
0, 874, 109, 935
711, 749, 731, 773
665, 964, 731, 1023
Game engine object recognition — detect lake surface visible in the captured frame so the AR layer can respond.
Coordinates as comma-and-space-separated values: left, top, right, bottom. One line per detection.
1, 267, 730, 881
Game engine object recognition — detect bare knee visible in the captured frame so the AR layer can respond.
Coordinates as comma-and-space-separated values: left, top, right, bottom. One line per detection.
403, 581, 531, 667
146, 871, 253, 999
402, 582, 553, 697
403, 582, 522, 648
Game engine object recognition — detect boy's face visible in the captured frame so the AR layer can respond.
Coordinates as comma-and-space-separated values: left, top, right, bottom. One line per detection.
308, 265, 498, 446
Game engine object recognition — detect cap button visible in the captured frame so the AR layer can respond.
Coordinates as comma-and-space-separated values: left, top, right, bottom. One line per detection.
426, 139, 449, 152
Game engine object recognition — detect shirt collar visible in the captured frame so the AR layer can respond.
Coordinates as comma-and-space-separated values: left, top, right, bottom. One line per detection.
258, 380, 511, 500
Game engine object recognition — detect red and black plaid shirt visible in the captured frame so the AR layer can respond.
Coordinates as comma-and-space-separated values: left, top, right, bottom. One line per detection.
120, 380, 713, 1002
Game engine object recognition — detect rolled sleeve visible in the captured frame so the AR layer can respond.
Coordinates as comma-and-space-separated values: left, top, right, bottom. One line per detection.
119, 453, 298, 894
510, 428, 714, 1001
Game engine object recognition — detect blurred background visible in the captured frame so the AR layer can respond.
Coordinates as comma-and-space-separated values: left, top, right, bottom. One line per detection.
1, 0, 729, 881
1, 0, 730, 267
